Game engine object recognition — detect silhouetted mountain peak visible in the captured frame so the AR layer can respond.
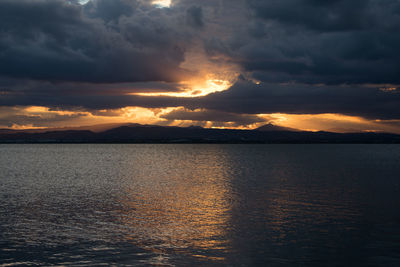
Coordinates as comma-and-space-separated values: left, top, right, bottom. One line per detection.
187, 125, 203, 129
256, 123, 299, 132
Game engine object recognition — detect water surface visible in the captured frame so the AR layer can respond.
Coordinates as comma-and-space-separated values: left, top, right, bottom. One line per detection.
0, 144, 399, 266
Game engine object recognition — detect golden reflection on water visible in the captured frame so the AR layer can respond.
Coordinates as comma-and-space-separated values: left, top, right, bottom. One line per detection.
116, 146, 233, 264
2, 145, 400, 266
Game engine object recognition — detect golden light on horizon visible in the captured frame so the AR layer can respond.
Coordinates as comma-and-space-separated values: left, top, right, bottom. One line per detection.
3, 106, 181, 130
9, 124, 47, 130
24, 106, 80, 116
2, 105, 400, 134
260, 113, 398, 133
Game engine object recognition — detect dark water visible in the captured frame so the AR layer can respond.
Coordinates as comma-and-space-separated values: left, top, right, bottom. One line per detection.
0, 144, 399, 266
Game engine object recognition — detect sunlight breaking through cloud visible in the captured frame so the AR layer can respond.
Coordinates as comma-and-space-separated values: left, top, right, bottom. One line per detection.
152, 0, 171, 8
131, 78, 233, 98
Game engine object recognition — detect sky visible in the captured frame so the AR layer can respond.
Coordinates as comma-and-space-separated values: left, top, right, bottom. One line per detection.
1, 0, 400, 133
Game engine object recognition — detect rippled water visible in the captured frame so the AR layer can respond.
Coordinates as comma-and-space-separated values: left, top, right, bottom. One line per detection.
0, 144, 400, 266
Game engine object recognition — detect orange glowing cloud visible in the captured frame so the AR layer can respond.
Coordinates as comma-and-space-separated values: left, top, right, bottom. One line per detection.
260, 113, 400, 134
0, 106, 181, 130
131, 77, 233, 98
2, 105, 400, 134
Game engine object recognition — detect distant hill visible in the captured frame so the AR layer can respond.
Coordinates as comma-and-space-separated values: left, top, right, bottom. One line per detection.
256, 123, 299, 132
0, 123, 140, 134
1, 124, 400, 143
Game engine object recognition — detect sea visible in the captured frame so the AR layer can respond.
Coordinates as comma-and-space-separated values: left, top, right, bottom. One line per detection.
0, 144, 399, 266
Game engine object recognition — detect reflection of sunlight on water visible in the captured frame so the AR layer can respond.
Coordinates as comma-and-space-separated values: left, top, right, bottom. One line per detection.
4, 145, 399, 266
115, 145, 233, 264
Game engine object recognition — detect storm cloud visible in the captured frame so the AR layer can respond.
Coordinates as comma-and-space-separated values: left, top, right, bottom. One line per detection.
229, 0, 400, 85
160, 107, 267, 126
0, 0, 191, 83
195, 80, 400, 120
1, 0, 400, 129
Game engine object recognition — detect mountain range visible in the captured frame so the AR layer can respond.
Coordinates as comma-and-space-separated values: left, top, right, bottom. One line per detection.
1, 123, 400, 143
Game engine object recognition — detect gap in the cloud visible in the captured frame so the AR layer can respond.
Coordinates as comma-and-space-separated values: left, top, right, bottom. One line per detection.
152, 0, 171, 8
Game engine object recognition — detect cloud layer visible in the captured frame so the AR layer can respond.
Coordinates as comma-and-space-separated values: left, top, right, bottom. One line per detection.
1, 0, 400, 131
0, 0, 191, 83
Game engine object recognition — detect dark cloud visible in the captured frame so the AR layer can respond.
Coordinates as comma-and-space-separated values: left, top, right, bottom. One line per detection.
0, 78, 185, 96
249, 0, 373, 32
160, 107, 266, 126
0, 85, 182, 110
194, 80, 400, 120
0, 0, 190, 83
186, 6, 204, 28
0, 107, 88, 128
205, 0, 400, 85
3, 78, 400, 120
84, 0, 135, 22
